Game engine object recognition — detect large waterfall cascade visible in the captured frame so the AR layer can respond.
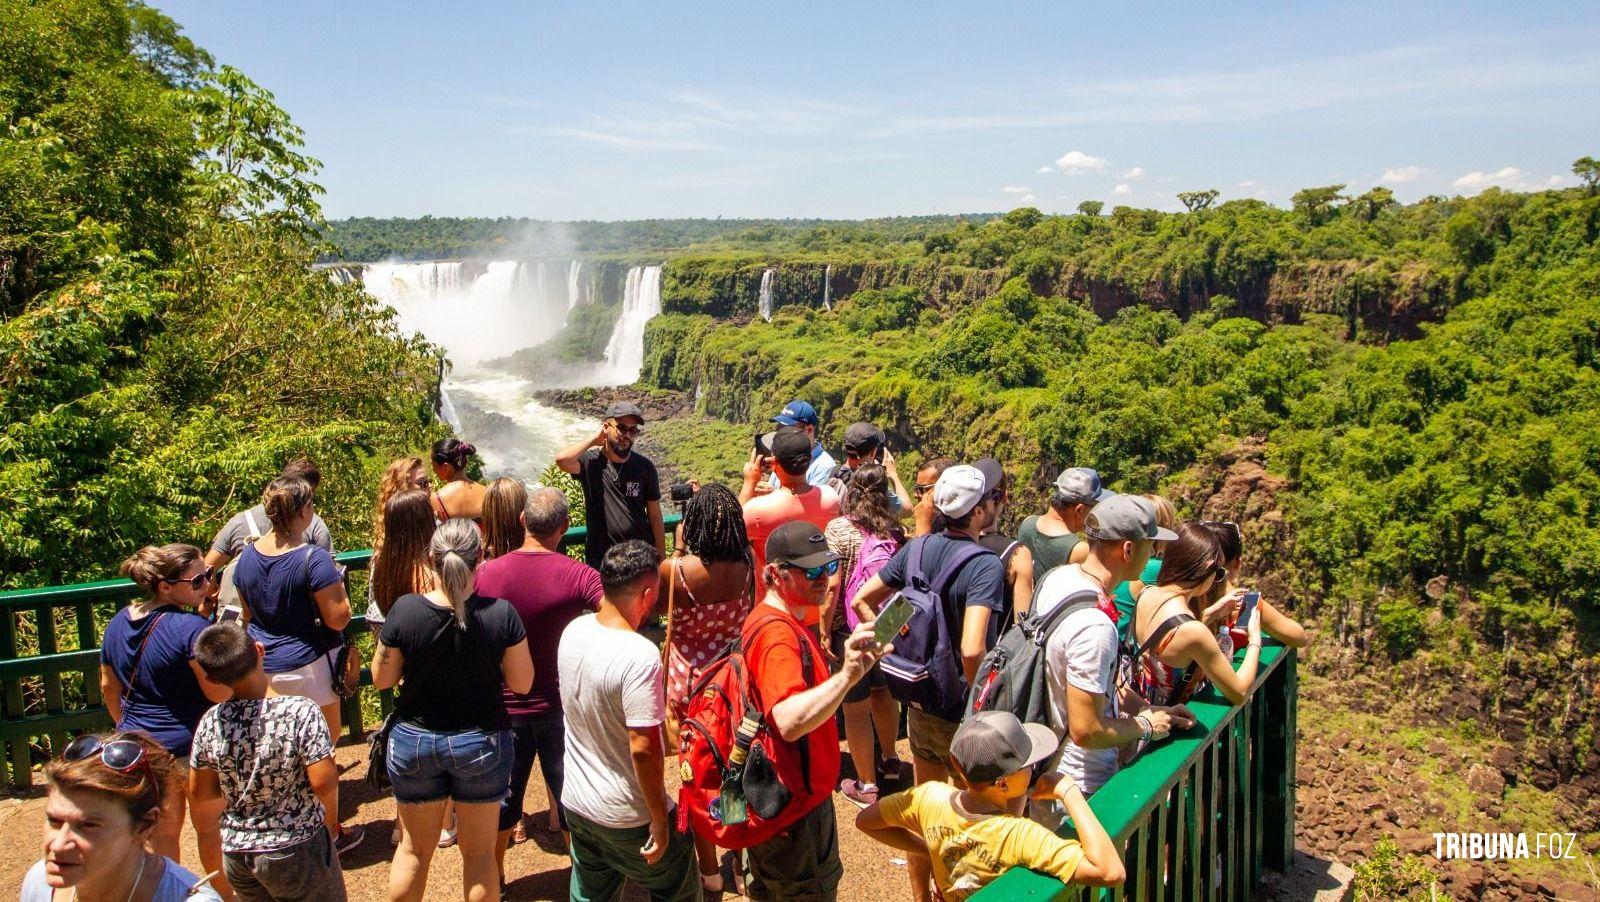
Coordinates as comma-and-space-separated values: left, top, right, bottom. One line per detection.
352, 258, 662, 478
759, 268, 775, 321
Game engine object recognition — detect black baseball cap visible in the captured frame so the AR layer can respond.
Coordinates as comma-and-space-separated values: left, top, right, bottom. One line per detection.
843, 422, 887, 455
765, 521, 839, 570
604, 401, 645, 423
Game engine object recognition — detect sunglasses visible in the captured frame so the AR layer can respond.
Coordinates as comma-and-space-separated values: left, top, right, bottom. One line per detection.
163, 568, 219, 591
609, 422, 642, 437
783, 559, 841, 581
64, 735, 155, 785
913, 483, 936, 497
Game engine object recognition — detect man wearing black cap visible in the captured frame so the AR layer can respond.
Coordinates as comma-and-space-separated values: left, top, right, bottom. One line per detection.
556, 401, 665, 568
826, 421, 912, 513
742, 426, 841, 639
743, 521, 886, 900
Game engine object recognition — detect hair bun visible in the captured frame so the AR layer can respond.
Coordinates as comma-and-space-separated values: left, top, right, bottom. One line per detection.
460, 442, 476, 456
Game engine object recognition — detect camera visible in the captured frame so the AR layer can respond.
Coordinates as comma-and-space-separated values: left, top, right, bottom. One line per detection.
669, 482, 697, 503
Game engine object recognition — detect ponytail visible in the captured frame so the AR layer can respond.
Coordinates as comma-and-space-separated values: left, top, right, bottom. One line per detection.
430, 518, 481, 630
262, 476, 314, 535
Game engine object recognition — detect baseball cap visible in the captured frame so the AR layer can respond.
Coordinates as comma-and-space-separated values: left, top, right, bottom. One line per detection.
973, 457, 1006, 496
765, 521, 839, 570
1054, 467, 1111, 505
933, 464, 989, 519
771, 400, 819, 428
770, 426, 813, 474
604, 401, 645, 424
950, 711, 1060, 784
843, 422, 887, 455
1084, 494, 1179, 543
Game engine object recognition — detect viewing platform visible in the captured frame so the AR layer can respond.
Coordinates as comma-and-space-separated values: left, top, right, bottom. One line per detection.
0, 517, 1297, 901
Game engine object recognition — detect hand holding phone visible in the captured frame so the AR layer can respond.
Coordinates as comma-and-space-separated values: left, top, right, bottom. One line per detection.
873, 594, 915, 646
1237, 591, 1260, 631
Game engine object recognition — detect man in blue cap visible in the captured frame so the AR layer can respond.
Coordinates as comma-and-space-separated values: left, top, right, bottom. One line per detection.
765, 400, 837, 492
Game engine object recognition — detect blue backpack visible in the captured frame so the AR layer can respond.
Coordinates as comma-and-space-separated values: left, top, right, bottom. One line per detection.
878, 536, 996, 721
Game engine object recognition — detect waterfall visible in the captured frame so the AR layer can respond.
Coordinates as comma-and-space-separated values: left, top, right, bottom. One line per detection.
600, 265, 663, 385
759, 268, 775, 321
566, 260, 583, 316
437, 384, 462, 432
361, 260, 576, 367
822, 264, 833, 311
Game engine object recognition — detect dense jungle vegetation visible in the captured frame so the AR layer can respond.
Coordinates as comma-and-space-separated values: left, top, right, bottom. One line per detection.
1, 0, 446, 589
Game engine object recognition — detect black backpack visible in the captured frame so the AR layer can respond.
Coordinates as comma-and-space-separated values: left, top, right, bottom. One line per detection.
965, 588, 1104, 726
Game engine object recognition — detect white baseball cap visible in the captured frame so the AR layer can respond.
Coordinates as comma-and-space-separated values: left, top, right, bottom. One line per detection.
933, 465, 989, 518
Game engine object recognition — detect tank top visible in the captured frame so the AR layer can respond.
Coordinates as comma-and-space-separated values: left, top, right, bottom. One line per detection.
1018, 515, 1080, 582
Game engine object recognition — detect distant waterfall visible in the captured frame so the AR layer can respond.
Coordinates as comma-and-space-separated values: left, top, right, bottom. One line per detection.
822, 264, 833, 311
566, 260, 583, 316
601, 265, 663, 384
360, 260, 577, 367
759, 268, 775, 321
437, 384, 463, 432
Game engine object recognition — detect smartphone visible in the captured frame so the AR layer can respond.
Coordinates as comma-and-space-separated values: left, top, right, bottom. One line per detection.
217, 604, 242, 624
1238, 591, 1260, 630
754, 431, 774, 457
873, 594, 915, 646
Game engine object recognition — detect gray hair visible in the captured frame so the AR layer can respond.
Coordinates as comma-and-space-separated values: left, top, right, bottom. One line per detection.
522, 486, 569, 538
430, 518, 481, 630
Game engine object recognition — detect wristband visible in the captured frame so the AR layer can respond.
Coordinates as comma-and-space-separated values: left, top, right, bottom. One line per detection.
1134, 713, 1153, 742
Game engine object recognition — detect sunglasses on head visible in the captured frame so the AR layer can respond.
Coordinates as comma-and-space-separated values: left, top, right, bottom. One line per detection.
783, 559, 841, 581
64, 734, 155, 785
163, 568, 218, 591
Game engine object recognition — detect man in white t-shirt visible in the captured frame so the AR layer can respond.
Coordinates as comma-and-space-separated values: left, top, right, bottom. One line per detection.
1032, 495, 1195, 803
558, 541, 699, 901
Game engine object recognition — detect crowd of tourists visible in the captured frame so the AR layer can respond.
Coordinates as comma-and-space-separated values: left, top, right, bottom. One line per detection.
32, 398, 1310, 902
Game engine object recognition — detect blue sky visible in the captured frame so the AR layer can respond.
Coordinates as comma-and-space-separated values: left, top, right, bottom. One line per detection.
157, 1, 1600, 220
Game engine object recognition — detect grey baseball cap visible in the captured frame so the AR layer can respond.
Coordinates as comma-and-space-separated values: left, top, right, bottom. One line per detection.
1054, 467, 1112, 505
1084, 494, 1179, 543
950, 710, 1060, 784
604, 401, 645, 423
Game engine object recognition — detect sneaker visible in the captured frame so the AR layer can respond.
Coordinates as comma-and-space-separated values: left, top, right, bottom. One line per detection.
334, 823, 366, 855
840, 779, 879, 808
879, 756, 906, 784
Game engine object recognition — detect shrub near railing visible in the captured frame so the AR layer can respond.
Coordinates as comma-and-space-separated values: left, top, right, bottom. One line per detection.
971, 643, 1298, 902
0, 519, 679, 790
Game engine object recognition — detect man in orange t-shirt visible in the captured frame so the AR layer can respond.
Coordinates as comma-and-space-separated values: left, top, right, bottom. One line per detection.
742, 426, 840, 634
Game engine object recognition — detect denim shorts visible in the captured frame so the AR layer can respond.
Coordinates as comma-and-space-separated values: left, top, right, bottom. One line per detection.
386, 721, 514, 804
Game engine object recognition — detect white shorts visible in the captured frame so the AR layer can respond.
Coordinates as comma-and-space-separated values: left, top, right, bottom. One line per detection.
268, 649, 341, 708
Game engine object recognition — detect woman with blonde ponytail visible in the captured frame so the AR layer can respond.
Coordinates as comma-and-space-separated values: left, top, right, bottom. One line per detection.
372, 518, 534, 901
100, 544, 232, 896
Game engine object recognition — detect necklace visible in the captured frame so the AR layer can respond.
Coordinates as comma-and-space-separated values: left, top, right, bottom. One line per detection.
68, 851, 146, 902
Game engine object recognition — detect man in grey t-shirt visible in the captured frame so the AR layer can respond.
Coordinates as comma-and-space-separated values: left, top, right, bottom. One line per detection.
205, 459, 333, 569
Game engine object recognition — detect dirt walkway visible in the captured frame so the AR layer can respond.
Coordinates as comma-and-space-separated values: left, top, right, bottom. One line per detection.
1, 739, 919, 901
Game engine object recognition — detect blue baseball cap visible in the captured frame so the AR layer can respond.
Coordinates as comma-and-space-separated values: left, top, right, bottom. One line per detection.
771, 400, 819, 427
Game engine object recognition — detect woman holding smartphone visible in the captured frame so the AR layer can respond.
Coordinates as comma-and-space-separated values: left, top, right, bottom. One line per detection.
1201, 520, 1311, 650
1131, 524, 1262, 706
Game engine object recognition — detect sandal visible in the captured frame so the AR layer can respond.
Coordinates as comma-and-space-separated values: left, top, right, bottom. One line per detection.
511, 819, 526, 844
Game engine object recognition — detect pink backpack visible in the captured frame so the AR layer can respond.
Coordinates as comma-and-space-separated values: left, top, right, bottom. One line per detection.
843, 528, 901, 628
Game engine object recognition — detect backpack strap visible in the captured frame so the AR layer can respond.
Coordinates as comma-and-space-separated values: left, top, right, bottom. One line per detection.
243, 509, 264, 540
123, 611, 169, 699
1128, 612, 1201, 707
741, 613, 818, 789
1025, 590, 1103, 646
926, 539, 997, 597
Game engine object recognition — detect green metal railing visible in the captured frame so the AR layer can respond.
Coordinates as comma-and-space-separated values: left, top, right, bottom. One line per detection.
0, 519, 679, 790
971, 642, 1298, 901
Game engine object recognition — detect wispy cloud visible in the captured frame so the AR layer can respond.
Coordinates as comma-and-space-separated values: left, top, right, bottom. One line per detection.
1453, 166, 1530, 190
1035, 165, 1053, 174
1001, 185, 1032, 195
1055, 150, 1106, 174
1237, 180, 1261, 189
1113, 183, 1132, 196
1122, 167, 1146, 180
1380, 165, 1430, 184
517, 125, 720, 152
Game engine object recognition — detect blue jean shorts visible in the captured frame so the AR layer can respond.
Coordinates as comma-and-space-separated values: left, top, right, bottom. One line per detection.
386, 721, 514, 804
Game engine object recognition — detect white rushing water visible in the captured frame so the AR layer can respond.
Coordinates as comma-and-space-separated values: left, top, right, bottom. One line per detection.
759, 267, 775, 321
600, 265, 663, 385
352, 258, 662, 478
822, 264, 833, 311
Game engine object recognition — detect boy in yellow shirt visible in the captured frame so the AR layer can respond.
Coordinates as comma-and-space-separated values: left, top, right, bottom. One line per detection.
855, 711, 1125, 900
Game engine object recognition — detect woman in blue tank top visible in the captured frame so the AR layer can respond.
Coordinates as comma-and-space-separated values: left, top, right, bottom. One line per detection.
101, 543, 230, 893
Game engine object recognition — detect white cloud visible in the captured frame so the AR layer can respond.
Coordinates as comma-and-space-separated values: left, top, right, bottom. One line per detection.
520, 126, 719, 152
1547, 174, 1567, 186
1113, 183, 1132, 196
1237, 180, 1261, 189
1121, 167, 1146, 179
1453, 166, 1524, 190
1055, 150, 1106, 174
1001, 185, 1032, 195
1019, 194, 1037, 204
1379, 165, 1429, 184
1036, 165, 1053, 174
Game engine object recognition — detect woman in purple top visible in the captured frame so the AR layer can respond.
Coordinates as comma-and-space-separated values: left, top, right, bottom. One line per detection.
101, 544, 230, 891
473, 486, 603, 871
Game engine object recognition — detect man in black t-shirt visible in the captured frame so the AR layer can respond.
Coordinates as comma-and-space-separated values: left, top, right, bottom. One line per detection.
556, 401, 665, 568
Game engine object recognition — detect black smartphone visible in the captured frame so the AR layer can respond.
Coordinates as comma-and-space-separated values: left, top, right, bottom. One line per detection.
1238, 591, 1260, 629
755, 431, 774, 457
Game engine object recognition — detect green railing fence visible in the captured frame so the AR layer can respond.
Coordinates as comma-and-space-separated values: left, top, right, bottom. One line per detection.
0, 520, 678, 790
971, 642, 1298, 902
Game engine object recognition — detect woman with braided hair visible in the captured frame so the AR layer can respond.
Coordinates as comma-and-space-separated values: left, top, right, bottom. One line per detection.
655, 482, 753, 894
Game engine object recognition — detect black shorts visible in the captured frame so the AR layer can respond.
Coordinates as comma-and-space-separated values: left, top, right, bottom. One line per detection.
831, 625, 887, 704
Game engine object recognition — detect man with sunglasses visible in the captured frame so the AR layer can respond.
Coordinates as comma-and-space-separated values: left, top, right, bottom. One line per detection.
557, 401, 665, 568
741, 521, 887, 900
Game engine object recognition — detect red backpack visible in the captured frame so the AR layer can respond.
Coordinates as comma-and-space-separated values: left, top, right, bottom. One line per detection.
676, 613, 819, 849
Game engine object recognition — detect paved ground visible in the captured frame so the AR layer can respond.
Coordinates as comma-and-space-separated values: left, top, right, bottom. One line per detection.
0, 738, 921, 901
